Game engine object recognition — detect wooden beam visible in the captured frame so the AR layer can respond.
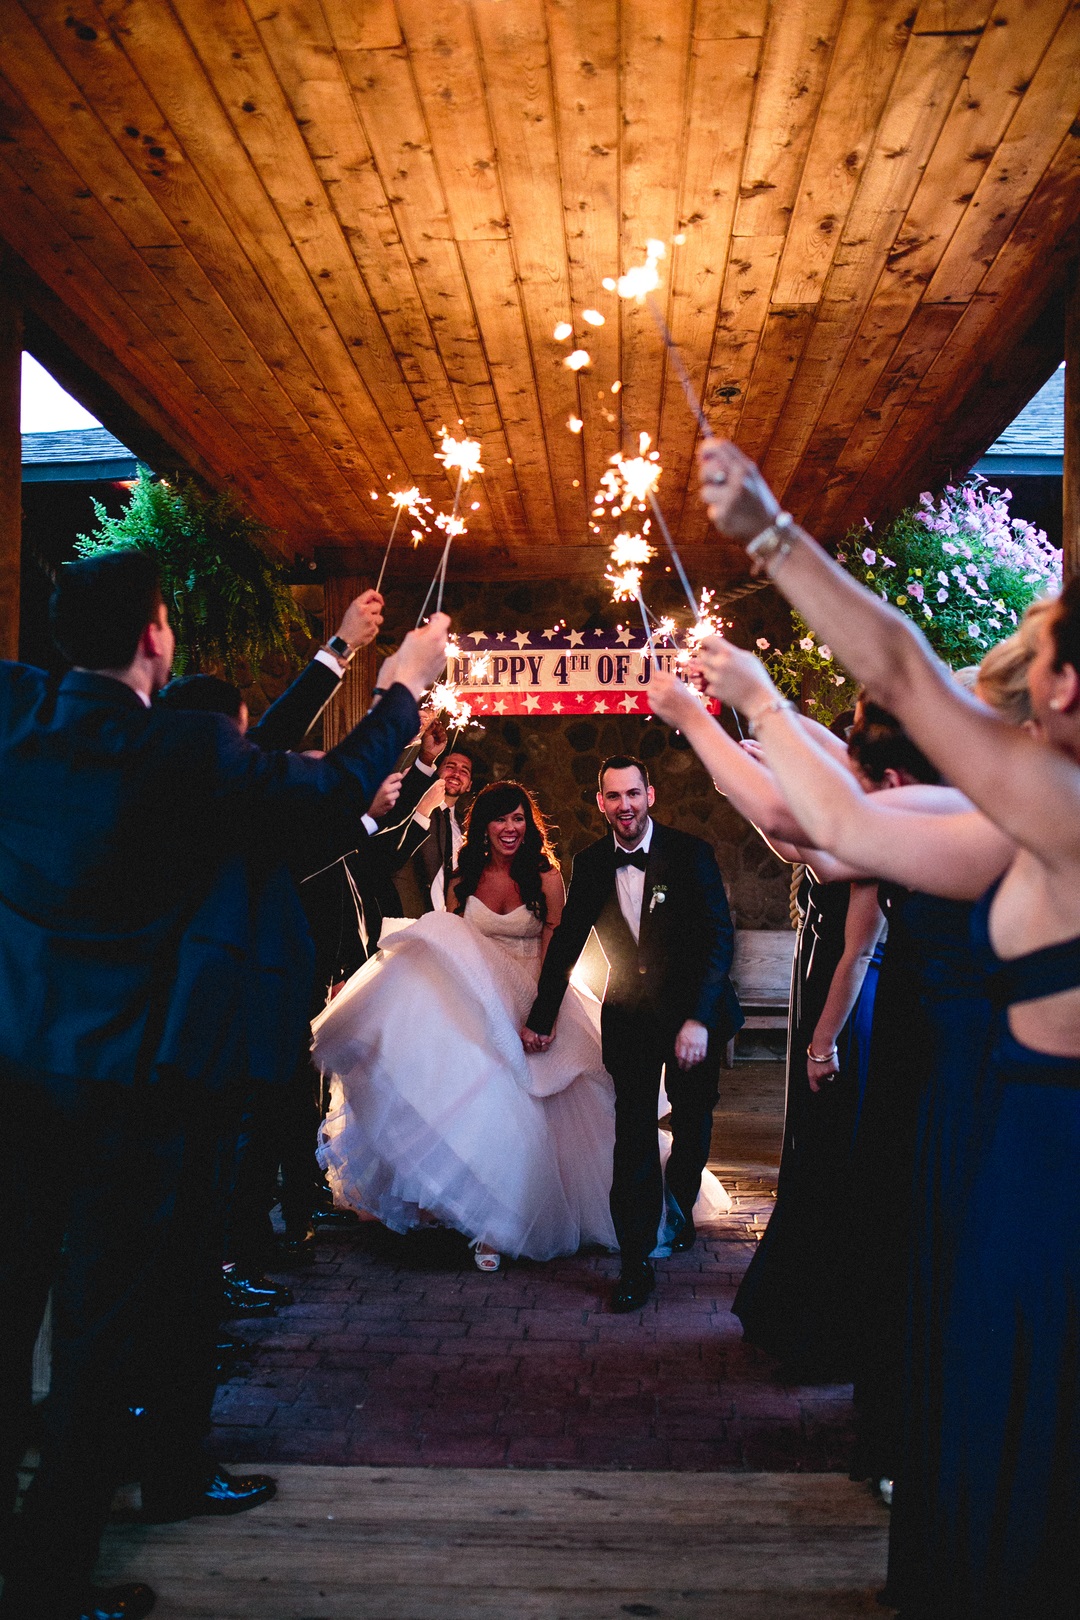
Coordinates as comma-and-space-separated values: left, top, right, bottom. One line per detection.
322, 576, 378, 751
1066, 262, 1080, 582
0, 272, 20, 662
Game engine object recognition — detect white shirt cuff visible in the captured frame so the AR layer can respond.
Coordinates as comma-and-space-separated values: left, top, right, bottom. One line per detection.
314, 648, 346, 678
415, 758, 436, 776
361, 814, 378, 837
413, 811, 432, 830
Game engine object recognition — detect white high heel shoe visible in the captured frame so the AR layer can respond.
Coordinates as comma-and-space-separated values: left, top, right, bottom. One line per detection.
471, 1241, 501, 1272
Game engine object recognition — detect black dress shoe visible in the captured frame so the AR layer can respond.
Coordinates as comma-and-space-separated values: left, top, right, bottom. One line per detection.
275, 1223, 316, 1264
141, 1467, 277, 1523
79, 1584, 156, 1620
222, 1272, 292, 1314
670, 1215, 696, 1253
610, 1260, 655, 1313
311, 1205, 359, 1226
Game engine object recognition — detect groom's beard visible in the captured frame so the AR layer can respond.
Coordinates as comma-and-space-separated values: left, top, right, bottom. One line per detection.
606, 809, 649, 847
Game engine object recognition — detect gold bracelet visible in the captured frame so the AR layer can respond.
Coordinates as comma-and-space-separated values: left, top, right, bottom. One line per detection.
807, 1044, 838, 1064
746, 511, 795, 575
747, 696, 795, 737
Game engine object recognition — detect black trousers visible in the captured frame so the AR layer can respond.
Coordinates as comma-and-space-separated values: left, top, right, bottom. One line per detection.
600, 1003, 722, 1266
0, 1066, 224, 1620
227, 1052, 324, 1269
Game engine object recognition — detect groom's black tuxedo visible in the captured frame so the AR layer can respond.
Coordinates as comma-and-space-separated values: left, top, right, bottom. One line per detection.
528, 821, 742, 1266
0, 660, 418, 1618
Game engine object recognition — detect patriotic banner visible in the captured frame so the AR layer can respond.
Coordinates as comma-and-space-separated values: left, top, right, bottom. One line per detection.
445, 628, 717, 717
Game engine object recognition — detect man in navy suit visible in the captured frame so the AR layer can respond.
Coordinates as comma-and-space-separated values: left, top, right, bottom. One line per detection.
0, 550, 449, 1620
524, 755, 742, 1313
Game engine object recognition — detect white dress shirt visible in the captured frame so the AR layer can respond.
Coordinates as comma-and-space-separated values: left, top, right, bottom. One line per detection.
614, 818, 653, 945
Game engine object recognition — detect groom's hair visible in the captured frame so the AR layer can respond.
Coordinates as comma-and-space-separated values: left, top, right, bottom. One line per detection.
51, 549, 164, 670
598, 754, 650, 791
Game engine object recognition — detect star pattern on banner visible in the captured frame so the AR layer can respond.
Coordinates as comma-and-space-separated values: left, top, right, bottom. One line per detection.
493, 698, 507, 714
567, 630, 585, 647
615, 626, 633, 646
523, 692, 540, 712
495, 631, 506, 642
512, 631, 531, 649
619, 693, 639, 712
466, 630, 487, 643
542, 628, 558, 640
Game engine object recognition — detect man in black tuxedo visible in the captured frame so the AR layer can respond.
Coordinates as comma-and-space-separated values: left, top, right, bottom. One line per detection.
0, 550, 449, 1620
524, 755, 742, 1313
388, 743, 475, 915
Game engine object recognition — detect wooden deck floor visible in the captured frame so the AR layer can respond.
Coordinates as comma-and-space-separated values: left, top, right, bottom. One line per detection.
97, 1464, 888, 1619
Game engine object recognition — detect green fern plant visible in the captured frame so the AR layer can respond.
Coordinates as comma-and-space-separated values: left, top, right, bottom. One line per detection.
76, 469, 309, 679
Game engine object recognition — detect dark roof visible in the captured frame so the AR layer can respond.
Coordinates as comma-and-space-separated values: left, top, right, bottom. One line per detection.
975, 365, 1064, 476
21, 426, 140, 483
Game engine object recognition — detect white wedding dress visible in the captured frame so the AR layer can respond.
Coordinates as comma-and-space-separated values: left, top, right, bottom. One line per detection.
313, 897, 729, 1261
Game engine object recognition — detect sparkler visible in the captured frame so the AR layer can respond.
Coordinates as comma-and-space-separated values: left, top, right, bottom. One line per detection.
616, 239, 713, 438
416, 434, 483, 625
374, 486, 427, 595
606, 542, 657, 659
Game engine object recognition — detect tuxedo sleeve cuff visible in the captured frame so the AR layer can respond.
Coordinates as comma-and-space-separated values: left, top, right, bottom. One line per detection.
413, 811, 432, 830
314, 648, 346, 679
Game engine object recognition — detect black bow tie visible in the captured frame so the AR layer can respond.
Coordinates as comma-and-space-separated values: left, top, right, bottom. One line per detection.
613, 848, 648, 871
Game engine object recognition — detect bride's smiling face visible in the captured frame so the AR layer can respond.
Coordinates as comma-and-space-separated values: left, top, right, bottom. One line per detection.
487, 807, 528, 859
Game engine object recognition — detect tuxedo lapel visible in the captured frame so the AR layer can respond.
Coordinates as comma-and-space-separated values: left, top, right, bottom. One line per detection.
640, 822, 670, 944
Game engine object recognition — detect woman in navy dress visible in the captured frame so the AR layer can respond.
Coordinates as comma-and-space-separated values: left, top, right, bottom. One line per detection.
695, 434, 1080, 1619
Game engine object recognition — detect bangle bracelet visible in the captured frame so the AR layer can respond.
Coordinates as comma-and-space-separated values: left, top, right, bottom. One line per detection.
747, 695, 795, 737
746, 511, 795, 575
807, 1045, 838, 1064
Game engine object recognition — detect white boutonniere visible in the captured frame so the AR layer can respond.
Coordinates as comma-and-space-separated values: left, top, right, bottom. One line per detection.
649, 884, 668, 914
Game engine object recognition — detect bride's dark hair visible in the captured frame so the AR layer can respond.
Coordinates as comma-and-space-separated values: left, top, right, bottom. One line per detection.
453, 781, 559, 920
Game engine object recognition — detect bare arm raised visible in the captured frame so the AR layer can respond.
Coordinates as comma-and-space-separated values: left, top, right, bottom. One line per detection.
697, 439, 1080, 873
689, 643, 1015, 900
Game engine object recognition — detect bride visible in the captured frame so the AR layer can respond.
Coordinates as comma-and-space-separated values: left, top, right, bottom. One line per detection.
314, 780, 728, 1269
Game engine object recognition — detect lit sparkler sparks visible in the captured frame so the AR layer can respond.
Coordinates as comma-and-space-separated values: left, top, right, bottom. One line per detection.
427, 681, 474, 731
564, 349, 591, 371
609, 532, 656, 568
435, 433, 483, 483
434, 511, 467, 538
375, 486, 430, 594
616, 239, 665, 302
467, 650, 492, 682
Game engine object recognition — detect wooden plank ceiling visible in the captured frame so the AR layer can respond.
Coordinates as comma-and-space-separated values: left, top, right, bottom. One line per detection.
0, 0, 1078, 583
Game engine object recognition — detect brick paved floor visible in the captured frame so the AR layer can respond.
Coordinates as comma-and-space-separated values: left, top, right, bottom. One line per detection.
212, 1062, 856, 1473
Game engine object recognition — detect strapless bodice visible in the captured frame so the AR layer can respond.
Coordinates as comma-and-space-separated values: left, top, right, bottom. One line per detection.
464, 896, 542, 960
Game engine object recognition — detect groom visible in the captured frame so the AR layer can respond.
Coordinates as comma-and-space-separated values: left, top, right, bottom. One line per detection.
523, 756, 742, 1312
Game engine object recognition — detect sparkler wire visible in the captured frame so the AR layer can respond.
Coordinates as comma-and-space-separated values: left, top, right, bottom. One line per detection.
374, 502, 406, 596
646, 490, 697, 616
644, 294, 712, 439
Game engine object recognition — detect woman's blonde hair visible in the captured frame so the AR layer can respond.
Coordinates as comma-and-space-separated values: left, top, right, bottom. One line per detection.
974, 598, 1055, 726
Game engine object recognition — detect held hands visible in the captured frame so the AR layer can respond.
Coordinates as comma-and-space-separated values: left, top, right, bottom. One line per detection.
521, 1026, 553, 1054
336, 589, 384, 649
419, 712, 449, 767
698, 439, 779, 543
416, 777, 447, 819
368, 771, 404, 821
692, 637, 777, 717
674, 1019, 709, 1071
648, 670, 704, 729
377, 612, 452, 701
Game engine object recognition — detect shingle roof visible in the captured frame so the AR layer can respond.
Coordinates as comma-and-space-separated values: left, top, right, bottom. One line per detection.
21, 426, 137, 465
985, 365, 1064, 458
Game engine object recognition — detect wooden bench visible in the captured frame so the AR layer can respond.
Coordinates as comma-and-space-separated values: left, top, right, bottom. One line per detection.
725, 928, 796, 1066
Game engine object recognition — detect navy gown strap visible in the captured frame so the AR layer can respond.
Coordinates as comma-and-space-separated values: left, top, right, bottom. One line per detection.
971, 879, 1080, 1006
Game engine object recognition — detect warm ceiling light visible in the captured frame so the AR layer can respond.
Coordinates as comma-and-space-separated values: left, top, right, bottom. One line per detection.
582, 309, 605, 326
567, 415, 583, 433
564, 350, 591, 371
553, 321, 573, 340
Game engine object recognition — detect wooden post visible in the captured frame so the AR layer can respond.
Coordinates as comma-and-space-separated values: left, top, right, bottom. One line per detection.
321, 575, 378, 749
1065, 263, 1080, 583
0, 285, 22, 660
